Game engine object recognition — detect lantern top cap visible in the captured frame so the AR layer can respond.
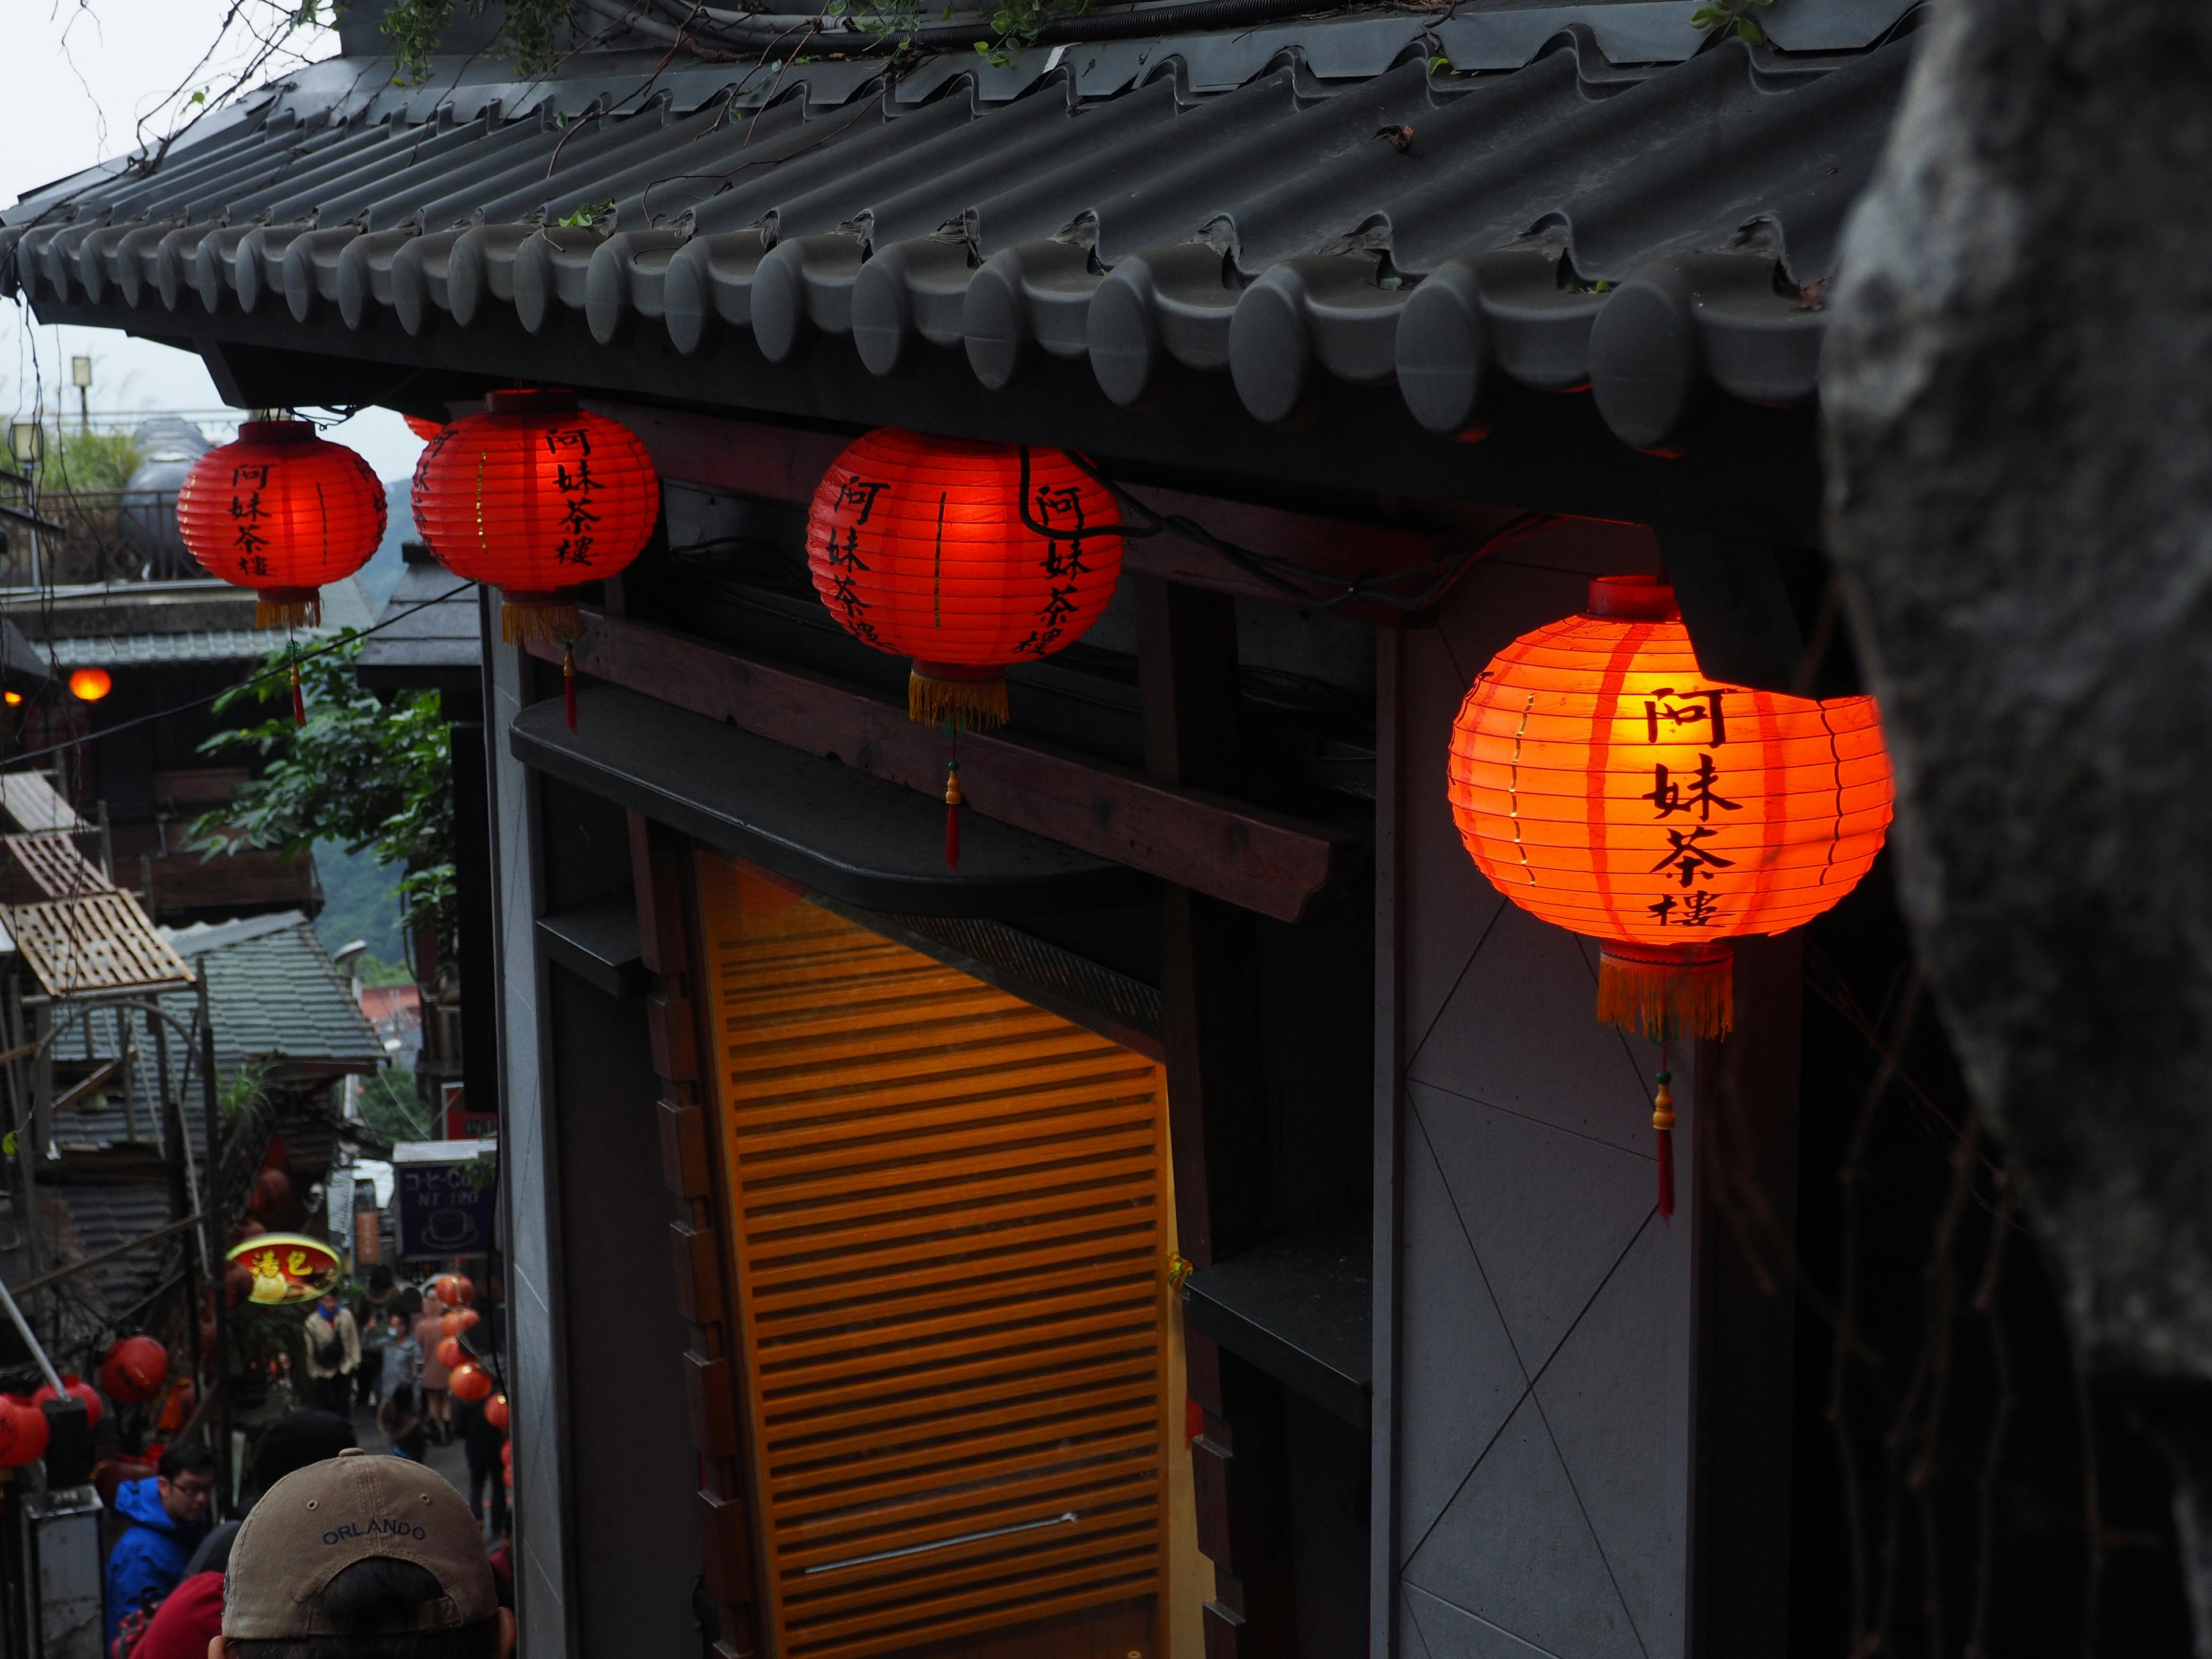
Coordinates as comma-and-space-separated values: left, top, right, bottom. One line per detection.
236, 419, 316, 445
1584, 574, 1677, 620
485, 387, 579, 415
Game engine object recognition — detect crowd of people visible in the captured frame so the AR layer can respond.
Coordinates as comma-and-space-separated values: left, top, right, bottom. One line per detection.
100, 1264, 510, 1659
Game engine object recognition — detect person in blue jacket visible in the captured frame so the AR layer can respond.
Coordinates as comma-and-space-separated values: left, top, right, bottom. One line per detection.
104, 1442, 215, 1652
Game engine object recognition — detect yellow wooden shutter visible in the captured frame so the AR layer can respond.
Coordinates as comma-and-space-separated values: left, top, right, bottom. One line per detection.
695, 854, 1170, 1659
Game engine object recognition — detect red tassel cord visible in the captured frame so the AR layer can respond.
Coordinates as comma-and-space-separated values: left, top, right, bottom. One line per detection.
290, 657, 307, 728
944, 758, 963, 870
564, 643, 578, 732
1652, 1051, 1676, 1223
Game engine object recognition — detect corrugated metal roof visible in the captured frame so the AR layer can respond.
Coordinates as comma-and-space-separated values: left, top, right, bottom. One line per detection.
2, 3, 1916, 453
356, 548, 480, 687
0, 578, 378, 665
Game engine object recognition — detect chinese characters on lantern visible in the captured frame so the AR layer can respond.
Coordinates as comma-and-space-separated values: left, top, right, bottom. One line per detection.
1014, 483, 1093, 658
1642, 685, 1743, 929
548, 425, 600, 570
822, 476, 888, 646
229, 463, 273, 578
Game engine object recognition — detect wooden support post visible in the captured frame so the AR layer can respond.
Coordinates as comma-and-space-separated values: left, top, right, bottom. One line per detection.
630, 811, 761, 1659
1137, 575, 1301, 1659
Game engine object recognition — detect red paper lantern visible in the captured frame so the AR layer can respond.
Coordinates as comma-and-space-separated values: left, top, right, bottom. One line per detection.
403, 414, 446, 441
176, 421, 386, 627
0, 1396, 49, 1467
806, 430, 1122, 730
434, 1336, 464, 1372
448, 1361, 494, 1404
67, 668, 112, 702
484, 1393, 509, 1431
248, 1168, 290, 1217
99, 1336, 169, 1407
442, 1307, 482, 1338
33, 1374, 101, 1431
410, 390, 660, 646
1449, 575, 1893, 1211
431, 1272, 474, 1307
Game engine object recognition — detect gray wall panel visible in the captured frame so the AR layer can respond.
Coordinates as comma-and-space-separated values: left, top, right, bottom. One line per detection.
1381, 526, 1695, 1659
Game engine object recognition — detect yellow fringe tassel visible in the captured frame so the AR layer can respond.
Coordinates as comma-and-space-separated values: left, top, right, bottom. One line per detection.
501, 599, 581, 649
256, 595, 321, 629
908, 669, 1009, 730
1596, 944, 1735, 1043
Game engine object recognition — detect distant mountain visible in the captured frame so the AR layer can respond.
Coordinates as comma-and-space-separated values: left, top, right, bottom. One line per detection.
359, 479, 418, 611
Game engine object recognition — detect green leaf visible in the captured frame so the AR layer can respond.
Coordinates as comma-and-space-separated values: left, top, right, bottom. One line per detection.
1737, 17, 1761, 41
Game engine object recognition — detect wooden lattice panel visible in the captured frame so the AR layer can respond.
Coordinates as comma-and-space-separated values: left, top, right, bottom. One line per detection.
5, 832, 114, 900
5, 892, 194, 996
695, 856, 1168, 1659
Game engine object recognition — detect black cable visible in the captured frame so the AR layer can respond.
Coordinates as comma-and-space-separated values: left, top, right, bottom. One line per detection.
2, 581, 476, 770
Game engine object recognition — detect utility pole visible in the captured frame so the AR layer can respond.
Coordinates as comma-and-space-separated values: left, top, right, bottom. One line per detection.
69, 358, 91, 433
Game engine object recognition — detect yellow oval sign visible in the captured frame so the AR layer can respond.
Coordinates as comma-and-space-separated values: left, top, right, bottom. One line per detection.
225, 1233, 342, 1305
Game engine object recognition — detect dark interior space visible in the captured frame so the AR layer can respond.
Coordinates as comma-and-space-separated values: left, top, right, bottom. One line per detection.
1790, 859, 2192, 1657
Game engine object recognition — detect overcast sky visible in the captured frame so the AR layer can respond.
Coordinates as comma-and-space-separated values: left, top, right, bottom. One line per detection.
2, 1, 426, 480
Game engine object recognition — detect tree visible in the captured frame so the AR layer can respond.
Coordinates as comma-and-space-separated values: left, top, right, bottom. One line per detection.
1823, 1, 2212, 1642
191, 635, 456, 964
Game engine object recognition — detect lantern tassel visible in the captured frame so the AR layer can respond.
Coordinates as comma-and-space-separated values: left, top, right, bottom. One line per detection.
564, 644, 578, 732
256, 589, 321, 630
944, 759, 963, 870
501, 595, 582, 649
910, 663, 1009, 730
1652, 1059, 1676, 1224
289, 658, 306, 729
1596, 941, 1734, 1043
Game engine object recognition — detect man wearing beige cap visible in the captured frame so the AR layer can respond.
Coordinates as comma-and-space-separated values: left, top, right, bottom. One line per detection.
211, 1449, 513, 1659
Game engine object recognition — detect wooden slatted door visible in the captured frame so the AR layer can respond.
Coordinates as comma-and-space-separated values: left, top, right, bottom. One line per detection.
695, 855, 1171, 1659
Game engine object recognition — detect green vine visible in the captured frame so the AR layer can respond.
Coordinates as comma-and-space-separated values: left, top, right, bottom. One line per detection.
1690, 0, 1775, 46
382, 0, 574, 85
823, 0, 1086, 65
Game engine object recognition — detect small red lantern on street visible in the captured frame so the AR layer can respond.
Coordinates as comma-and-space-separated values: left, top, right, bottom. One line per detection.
99, 1336, 169, 1407
410, 390, 660, 661
33, 1374, 101, 1430
0, 1396, 49, 1467
805, 429, 1122, 866
176, 421, 386, 627
1450, 575, 1893, 1215
67, 667, 112, 702
442, 1307, 482, 1338
435, 1336, 464, 1372
447, 1361, 494, 1404
431, 1273, 474, 1307
484, 1393, 509, 1431
248, 1168, 290, 1217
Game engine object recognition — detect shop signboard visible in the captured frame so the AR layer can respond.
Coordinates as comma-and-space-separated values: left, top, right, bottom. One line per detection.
392, 1140, 498, 1259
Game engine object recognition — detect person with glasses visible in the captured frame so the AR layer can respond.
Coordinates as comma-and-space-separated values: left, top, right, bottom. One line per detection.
104, 1441, 215, 1653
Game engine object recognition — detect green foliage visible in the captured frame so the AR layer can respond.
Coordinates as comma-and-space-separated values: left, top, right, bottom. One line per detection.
1690, 0, 1774, 46
191, 635, 456, 959
382, 0, 572, 85
555, 199, 615, 229
354, 955, 416, 988
358, 1067, 434, 1146
48, 430, 141, 494
825, 0, 1084, 63
229, 1299, 312, 1373
219, 1063, 271, 1125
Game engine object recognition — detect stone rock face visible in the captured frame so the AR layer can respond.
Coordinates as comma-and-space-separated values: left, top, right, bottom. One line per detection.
1822, 1, 2212, 1638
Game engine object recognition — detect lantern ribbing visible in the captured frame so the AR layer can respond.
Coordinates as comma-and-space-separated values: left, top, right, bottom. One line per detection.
176, 421, 385, 628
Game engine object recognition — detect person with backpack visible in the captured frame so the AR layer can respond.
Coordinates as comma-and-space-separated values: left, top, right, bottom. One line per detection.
103, 1443, 215, 1655
302, 1287, 361, 1418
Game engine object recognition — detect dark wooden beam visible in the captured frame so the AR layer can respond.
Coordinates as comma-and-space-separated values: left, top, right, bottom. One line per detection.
523, 612, 1357, 923
585, 398, 1473, 620
1138, 574, 1301, 1659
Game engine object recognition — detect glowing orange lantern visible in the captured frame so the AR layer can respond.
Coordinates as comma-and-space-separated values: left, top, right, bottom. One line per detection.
176, 421, 385, 627
99, 1336, 169, 1407
442, 1306, 482, 1338
448, 1361, 495, 1404
0, 1396, 49, 1467
806, 430, 1122, 730
435, 1336, 464, 1372
432, 1272, 474, 1307
410, 390, 660, 649
1450, 575, 1893, 1210
484, 1393, 509, 1431
68, 668, 111, 702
